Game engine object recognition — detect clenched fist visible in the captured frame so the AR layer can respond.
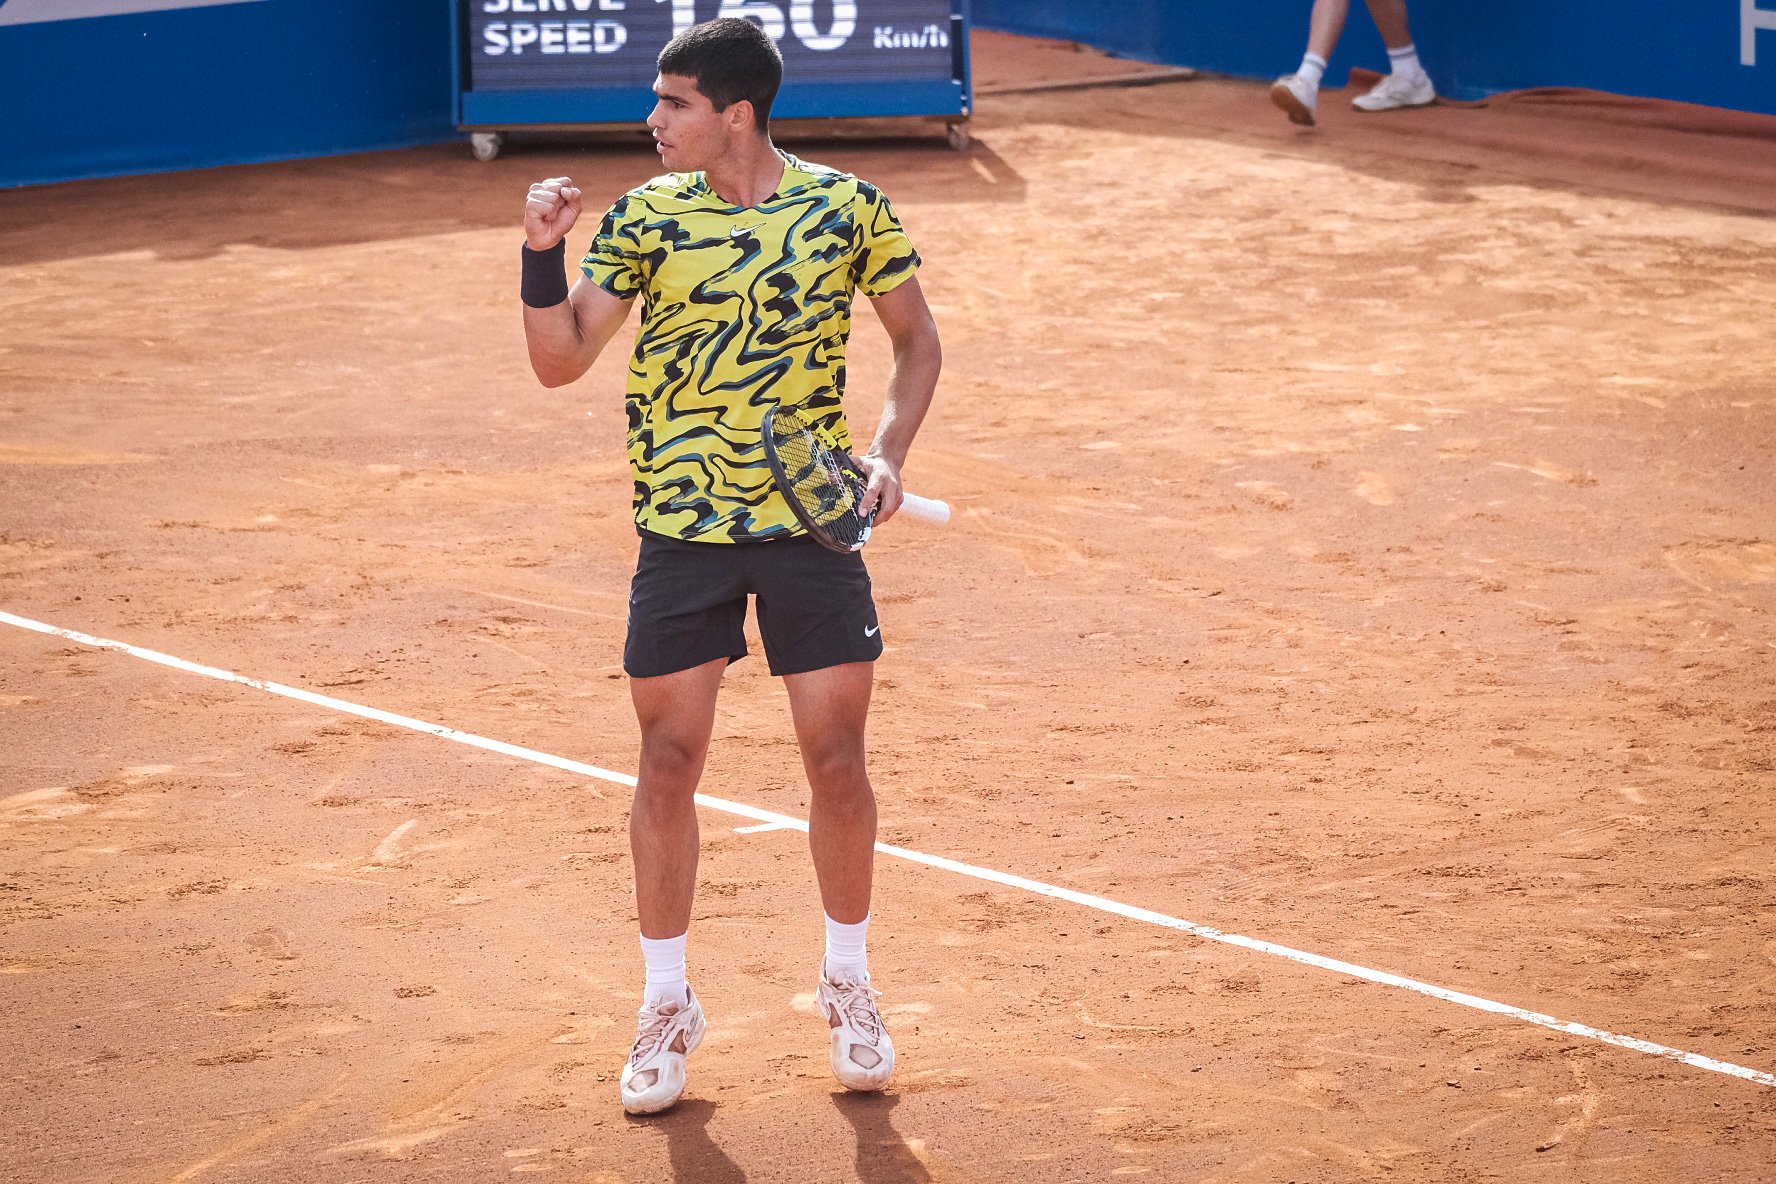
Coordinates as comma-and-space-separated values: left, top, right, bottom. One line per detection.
524, 177, 583, 251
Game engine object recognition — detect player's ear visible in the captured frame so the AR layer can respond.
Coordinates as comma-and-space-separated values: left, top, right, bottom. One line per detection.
726, 98, 756, 135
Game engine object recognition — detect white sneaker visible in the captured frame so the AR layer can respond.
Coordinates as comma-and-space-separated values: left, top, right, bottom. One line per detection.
1352, 71, 1435, 112
1268, 73, 1318, 127
619, 986, 707, 1115
817, 962, 895, 1092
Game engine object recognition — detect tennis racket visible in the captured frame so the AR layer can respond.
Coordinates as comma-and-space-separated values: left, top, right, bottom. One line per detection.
761, 404, 950, 553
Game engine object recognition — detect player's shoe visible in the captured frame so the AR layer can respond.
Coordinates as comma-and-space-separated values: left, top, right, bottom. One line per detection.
1352, 71, 1435, 112
817, 962, 895, 1092
619, 985, 707, 1115
1268, 73, 1318, 127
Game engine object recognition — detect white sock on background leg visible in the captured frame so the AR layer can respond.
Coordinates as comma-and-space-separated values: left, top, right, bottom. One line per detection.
1387, 43, 1425, 79
824, 913, 870, 981
640, 932, 688, 1008
1296, 53, 1328, 88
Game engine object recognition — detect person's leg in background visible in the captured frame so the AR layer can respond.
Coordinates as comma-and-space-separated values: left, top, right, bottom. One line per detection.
1353, 0, 1436, 112
1270, 0, 1350, 127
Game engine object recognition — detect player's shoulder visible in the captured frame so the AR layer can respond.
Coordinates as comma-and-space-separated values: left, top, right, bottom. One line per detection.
777, 153, 890, 206
609, 171, 708, 215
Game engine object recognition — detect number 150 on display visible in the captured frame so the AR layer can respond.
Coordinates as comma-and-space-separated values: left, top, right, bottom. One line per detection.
481, 0, 860, 53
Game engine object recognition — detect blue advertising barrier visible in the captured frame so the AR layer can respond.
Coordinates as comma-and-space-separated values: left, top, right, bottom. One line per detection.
972, 1, 1776, 120
0, 0, 455, 191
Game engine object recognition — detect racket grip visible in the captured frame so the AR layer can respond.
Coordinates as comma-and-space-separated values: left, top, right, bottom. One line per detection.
898, 491, 951, 526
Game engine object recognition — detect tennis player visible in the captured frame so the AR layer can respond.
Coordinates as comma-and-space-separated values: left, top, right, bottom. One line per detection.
518, 18, 941, 1115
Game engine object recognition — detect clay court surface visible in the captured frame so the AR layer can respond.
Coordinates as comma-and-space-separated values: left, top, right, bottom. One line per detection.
4, 31, 1776, 1184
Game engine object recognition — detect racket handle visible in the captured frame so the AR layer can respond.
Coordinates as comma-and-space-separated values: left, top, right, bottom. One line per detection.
898, 491, 951, 526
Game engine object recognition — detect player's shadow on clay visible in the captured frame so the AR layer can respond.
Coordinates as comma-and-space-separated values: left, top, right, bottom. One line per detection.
833, 1092, 933, 1184
627, 1098, 747, 1183
0, 137, 1025, 268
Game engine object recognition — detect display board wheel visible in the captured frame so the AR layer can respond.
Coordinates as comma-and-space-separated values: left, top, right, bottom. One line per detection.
946, 122, 971, 151
470, 132, 504, 162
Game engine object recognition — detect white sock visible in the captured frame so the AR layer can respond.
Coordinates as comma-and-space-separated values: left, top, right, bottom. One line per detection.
1387, 43, 1425, 79
640, 933, 688, 1009
1296, 54, 1327, 89
824, 913, 870, 981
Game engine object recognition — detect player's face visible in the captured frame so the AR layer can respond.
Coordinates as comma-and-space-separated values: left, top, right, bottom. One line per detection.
647, 74, 737, 173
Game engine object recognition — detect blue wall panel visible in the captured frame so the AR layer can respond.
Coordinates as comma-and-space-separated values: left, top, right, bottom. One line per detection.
6, 1, 1769, 190
974, 1, 1776, 118
0, 0, 456, 190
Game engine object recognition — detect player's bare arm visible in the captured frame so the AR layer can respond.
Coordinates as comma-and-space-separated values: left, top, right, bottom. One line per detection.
521, 175, 634, 388
859, 275, 942, 523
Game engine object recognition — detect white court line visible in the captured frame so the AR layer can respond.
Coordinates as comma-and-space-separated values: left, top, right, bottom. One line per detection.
4, 607, 1772, 1091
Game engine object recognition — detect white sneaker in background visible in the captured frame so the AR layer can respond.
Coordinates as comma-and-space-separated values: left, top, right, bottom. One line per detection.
1352, 71, 1436, 112
1269, 73, 1319, 127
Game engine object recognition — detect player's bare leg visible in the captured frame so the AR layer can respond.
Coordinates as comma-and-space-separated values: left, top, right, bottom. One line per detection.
784, 660, 895, 1090
1306, 0, 1351, 60
630, 657, 725, 937
620, 656, 725, 1114
785, 660, 877, 924
1363, 0, 1414, 50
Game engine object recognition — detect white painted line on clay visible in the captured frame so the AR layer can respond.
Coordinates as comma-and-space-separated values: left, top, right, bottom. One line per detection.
734, 821, 807, 834
1, 610, 640, 787
4, 608, 1773, 1091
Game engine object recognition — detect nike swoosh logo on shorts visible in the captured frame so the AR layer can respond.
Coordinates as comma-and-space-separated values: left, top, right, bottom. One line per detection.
864, 625, 879, 637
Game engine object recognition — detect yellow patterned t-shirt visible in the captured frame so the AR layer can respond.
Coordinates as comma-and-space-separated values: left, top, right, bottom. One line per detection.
581, 152, 920, 542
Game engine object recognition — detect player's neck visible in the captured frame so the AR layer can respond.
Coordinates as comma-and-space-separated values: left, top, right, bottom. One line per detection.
703, 135, 784, 210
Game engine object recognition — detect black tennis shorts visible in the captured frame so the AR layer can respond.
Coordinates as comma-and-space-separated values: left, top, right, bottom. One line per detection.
624, 531, 884, 679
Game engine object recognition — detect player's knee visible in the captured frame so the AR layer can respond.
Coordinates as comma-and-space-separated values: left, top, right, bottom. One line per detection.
638, 732, 706, 785
803, 740, 870, 798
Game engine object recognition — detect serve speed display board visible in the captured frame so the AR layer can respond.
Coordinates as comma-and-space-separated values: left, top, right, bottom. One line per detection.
466, 0, 960, 92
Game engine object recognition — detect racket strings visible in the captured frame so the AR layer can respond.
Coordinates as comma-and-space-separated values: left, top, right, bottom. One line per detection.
778, 431, 860, 525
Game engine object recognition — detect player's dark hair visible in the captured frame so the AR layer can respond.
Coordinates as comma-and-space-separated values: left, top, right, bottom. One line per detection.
658, 17, 783, 132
